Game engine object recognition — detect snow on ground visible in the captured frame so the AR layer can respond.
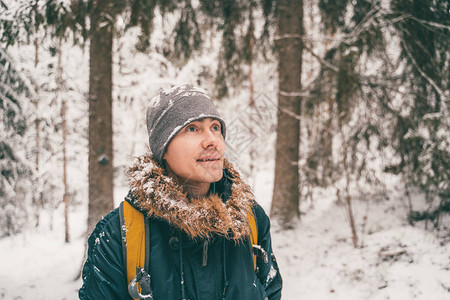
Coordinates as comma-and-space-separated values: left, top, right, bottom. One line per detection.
274, 195, 450, 300
1, 173, 449, 300
0, 207, 85, 299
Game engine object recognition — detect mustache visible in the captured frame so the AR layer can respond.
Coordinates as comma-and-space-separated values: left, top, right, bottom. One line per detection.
196, 148, 223, 159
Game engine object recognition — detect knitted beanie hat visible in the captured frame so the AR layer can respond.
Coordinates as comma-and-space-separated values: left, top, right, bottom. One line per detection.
146, 84, 226, 165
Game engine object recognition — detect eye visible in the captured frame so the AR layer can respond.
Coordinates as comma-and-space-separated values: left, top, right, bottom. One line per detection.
211, 123, 221, 131
186, 125, 197, 132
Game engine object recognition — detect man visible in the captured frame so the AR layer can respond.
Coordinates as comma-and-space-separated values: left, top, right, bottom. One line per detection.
79, 84, 282, 299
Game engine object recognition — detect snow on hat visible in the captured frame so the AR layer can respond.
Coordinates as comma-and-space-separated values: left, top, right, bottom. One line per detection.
146, 84, 226, 166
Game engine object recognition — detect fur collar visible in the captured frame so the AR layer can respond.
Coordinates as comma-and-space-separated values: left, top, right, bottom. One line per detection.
127, 153, 255, 242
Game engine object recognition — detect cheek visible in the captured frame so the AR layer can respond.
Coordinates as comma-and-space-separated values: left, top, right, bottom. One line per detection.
165, 139, 196, 165
217, 136, 226, 152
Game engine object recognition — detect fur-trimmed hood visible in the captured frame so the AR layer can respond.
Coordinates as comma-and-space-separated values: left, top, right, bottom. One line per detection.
127, 153, 255, 242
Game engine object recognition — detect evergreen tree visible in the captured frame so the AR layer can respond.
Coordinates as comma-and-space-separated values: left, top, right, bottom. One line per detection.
386, 0, 450, 224
270, 0, 303, 227
86, 0, 115, 230
1, 0, 90, 232
305, 0, 449, 231
1, 0, 88, 231
0, 48, 34, 236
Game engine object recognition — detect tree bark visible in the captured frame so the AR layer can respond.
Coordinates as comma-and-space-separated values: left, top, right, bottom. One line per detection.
62, 96, 70, 243
56, 38, 70, 243
271, 0, 303, 228
33, 37, 40, 228
248, 10, 255, 181
87, 1, 115, 230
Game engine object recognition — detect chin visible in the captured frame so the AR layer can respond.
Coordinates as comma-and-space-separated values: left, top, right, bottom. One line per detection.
198, 163, 223, 182
203, 170, 223, 183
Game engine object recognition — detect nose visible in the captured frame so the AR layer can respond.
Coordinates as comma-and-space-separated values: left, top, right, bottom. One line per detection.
201, 128, 220, 149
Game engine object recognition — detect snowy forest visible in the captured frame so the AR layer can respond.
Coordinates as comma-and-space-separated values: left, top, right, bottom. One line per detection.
1, 0, 449, 299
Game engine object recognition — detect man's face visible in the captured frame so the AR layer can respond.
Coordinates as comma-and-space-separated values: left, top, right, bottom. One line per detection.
163, 118, 225, 188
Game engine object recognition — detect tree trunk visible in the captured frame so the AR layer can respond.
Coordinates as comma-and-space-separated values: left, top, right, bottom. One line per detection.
56, 38, 70, 243
62, 97, 70, 242
88, 1, 115, 230
248, 10, 255, 182
33, 37, 40, 227
342, 142, 358, 248
271, 0, 303, 228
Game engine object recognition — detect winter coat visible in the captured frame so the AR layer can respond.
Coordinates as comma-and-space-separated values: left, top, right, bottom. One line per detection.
79, 154, 282, 300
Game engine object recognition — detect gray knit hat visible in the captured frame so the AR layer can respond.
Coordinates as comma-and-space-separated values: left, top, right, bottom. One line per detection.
146, 84, 226, 165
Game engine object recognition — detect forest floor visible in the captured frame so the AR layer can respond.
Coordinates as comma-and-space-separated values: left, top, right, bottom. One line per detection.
272, 191, 450, 299
1, 174, 449, 300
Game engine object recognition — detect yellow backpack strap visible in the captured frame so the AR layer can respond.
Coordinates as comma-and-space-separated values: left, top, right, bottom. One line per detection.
248, 207, 258, 271
119, 201, 150, 293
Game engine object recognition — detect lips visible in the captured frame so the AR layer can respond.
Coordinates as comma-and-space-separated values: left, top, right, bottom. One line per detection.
197, 158, 220, 162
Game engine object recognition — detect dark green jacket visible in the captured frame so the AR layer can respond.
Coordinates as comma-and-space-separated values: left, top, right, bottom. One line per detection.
79, 155, 282, 300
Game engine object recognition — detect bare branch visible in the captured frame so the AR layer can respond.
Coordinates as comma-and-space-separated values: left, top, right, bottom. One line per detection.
304, 44, 339, 72
279, 90, 308, 97
402, 40, 449, 124
274, 34, 302, 41
409, 15, 450, 31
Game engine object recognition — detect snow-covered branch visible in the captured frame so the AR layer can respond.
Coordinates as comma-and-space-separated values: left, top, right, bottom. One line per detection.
274, 34, 302, 41
408, 15, 450, 31
402, 40, 449, 125
279, 90, 308, 97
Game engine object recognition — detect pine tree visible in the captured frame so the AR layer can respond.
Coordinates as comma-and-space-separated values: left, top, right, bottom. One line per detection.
304, 0, 449, 234
85, 0, 116, 230
0, 48, 34, 236
1, 0, 89, 235
270, 0, 304, 227
386, 0, 450, 225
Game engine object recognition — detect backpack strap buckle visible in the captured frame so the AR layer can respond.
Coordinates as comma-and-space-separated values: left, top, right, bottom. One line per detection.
128, 267, 153, 300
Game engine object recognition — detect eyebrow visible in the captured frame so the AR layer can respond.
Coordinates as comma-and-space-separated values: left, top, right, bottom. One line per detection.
190, 119, 220, 124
